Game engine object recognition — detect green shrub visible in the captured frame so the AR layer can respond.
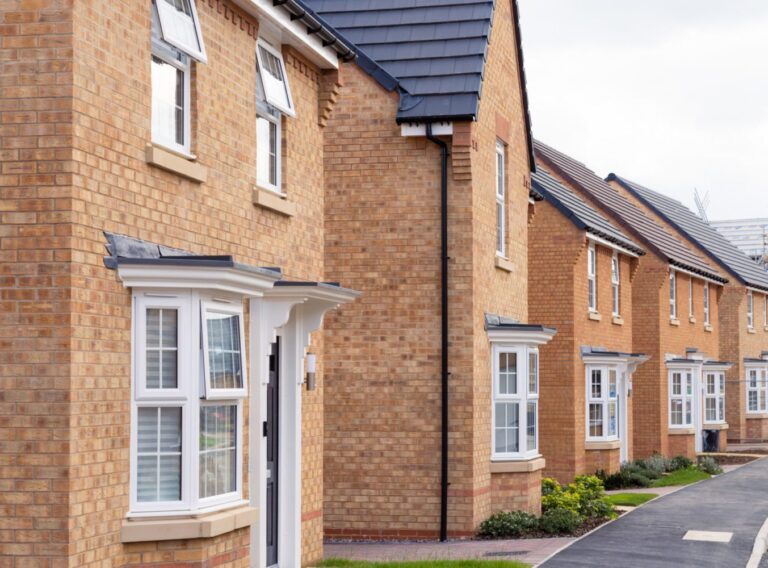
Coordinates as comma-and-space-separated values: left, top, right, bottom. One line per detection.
642, 454, 670, 475
697, 456, 723, 475
600, 464, 653, 490
571, 475, 614, 519
542, 477, 560, 497
478, 510, 539, 538
669, 455, 693, 471
539, 508, 582, 534
541, 477, 581, 515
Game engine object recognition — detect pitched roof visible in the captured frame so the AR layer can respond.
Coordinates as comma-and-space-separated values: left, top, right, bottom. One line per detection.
279, 1, 357, 61
532, 169, 644, 255
608, 174, 768, 293
533, 140, 726, 283
304, 0, 535, 170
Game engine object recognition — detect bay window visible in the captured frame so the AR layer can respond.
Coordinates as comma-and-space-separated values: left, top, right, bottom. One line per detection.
587, 243, 597, 312
492, 346, 538, 459
586, 366, 618, 440
747, 366, 768, 413
703, 372, 725, 424
495, 140, 506, 257
611, 253, 620, 316
131, 290, 245, 515
669, 369, 693, 427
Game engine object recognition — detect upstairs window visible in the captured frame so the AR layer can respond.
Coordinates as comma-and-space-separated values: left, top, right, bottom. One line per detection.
669, 369, 693, 427
704, 372, 725, 424
688, 276, 694, 319
764, 295, 768, 327
669, 270, 677, 320
587, 243, 597, 312
495, 140, 506, 257
492, 346, 538, 459
747, 291, 754, 329
155, 0, 207, 62
703, 283, 710, 325
256, 69, 282, 193
747, 367, 768, 413
257, 41, 295, 116
611, 253, 620, 316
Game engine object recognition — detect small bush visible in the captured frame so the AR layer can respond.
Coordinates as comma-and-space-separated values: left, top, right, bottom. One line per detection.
601, 464, 653, 490
539, 508, 582, 535
642, 454, 670, 475
542, 477, 560, 497
697, 456, 723, 475
669, 455, 693, 471
478, 510, 539, 538
570, 475, 614, 519
541, 477, 581, 515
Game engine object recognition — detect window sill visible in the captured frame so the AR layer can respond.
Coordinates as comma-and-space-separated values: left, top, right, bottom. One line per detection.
494, 255, 514, 273
704, 324, 713, 333
253, 186, 296, 217
689, 316, 697, 324
747, 327, 756, 334
764, 326, 768, 332
702, 422, 728, 431
669, 317, 681, 327
121, 504, 257, 543
588, 311, 602, 322
668, 427, 695, 435
611, 315, 624, 326
746, 414, 768, 420
585, 439, 621, 451
490, 456, 545, 473
146, 143, 207, 183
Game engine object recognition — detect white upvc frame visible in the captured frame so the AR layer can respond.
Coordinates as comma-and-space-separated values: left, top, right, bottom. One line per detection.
256, 39, 296, 117
151, 40, 192, 156
255, 97, 282, 194
491, 345, 539, 460
495, 139, 506, 257
746, 365, 768, 414
668, 367, 694, 428
587, 242, 597, 312
703, 282, 710, 325
611, 252, 620, 317
688, 276, 694, 319
669, 270, 677, 320
586, 366, 619, 441
201, 298, 248, 400
129, 289, 247, 517
703, 371, 725, 424
154, 0, 207, 62
764, 294, 768, 327
747, 290, 754, 329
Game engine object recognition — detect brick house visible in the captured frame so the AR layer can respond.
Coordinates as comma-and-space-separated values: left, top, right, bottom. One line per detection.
606, 175, 768, 444
534, 141, 731, 460
0, 0, 360, 566
306, 0, 556, 539
528, 169, 649, 483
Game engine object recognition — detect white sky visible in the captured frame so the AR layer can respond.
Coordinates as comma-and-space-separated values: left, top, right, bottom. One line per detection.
517, 0, 768, 220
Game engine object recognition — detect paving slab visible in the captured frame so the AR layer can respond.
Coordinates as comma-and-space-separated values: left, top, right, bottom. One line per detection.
540, 457, 768, 567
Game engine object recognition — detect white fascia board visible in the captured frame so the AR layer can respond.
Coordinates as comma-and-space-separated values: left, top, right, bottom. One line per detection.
581, 354, 650, 366
746, 285, 768, 294
586, 234, 639, 258
116, 265, 280, 297
703, 362, 733, 371
487, 328, 556, 346
671, 264, 725, 287
400, 122, 453, 137
230, 0, 339, 69
264, 284, 361, 305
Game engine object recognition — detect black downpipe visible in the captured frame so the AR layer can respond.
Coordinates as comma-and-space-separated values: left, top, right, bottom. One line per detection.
426, 124, 449, 542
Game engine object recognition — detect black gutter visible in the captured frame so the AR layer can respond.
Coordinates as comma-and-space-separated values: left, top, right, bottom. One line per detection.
426, 123, 450, 543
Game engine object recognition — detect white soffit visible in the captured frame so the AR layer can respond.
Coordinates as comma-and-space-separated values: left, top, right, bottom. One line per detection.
116, 264, 280, 297
401, 122, 453, 137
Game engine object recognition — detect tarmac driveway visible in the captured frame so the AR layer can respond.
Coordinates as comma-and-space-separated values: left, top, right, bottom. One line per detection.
541, 457, 768, 568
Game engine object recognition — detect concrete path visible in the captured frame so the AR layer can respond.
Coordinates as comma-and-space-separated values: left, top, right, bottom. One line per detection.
540, 457, 768, 568
325, 537, 574, 566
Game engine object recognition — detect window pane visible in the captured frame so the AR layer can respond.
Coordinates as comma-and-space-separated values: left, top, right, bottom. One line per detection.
257, 116, 279, 189
705, 398, 716, 422
156, 0, 203, 57
498, 352, 517, 395
670, 399, 683, 425
750, 371, 758, 388
151, 56, 185, 147
686, 373, 693, 396
205, 312, 243, 390
199, 405, 237, 498
607, 402, 617, 436
137, 407, 182, 503
589, 403, 603, 437
608, 370, 617, 399
685, 400, 692, 425
706, 374, 715, 394
527, 402, 537, 451
749, 391, 758, 412
496, 202, 504, 253
145, 308, 178, 390
672, 373, 681, 395
258, 45, 292, 113
528, 352, 538, 395
494, 402, 519, 454
138, 408, 159, 453
718, 397, 724, 422
591, 369, 602, 399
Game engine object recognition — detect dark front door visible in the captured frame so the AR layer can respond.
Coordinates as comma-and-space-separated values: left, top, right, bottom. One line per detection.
266, 339, 279, 566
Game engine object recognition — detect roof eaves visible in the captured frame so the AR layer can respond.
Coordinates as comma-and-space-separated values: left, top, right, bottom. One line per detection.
285, 0, 358, 61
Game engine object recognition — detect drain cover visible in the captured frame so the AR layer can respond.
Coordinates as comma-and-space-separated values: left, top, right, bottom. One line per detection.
484, 551, 529, 557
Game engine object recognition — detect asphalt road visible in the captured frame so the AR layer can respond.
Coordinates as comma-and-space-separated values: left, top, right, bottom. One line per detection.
541, 458, 768, 568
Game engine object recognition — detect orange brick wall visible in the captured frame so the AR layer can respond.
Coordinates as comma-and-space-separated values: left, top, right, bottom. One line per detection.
2, 0, 335, 565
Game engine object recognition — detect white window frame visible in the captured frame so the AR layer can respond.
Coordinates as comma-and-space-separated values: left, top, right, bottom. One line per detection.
587, 243, 597, 312
256, 40, 295, 117
154, 0, 207, 62
611, 252, 620, 317
688, 276, 694, 319
130, 290, 246, 517
668, 368, 694, 428
491, 345, 539, 460
747, 366, 768, 414
586, 366, 619, 441
747, 290, 754, 329
703, 371, 725, 424
256, 85, 282, 194
703, 282, 710, 325
669, 270, 677, 320
495, 139, 506, 257
151, 32, 192, 155
201, 299, 248, 400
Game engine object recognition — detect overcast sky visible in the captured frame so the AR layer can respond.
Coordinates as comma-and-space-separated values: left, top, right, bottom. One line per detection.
517, 0, 768, 221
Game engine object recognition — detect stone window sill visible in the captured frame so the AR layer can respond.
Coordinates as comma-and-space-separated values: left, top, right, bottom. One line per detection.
669, 317, 681, 327
490, 456, 545, 473
748, 327, 756, 334
704, 324, 713, 333
746, 414, 768, 420
669, 427, 695, 435
689, 316, 697, 324
612, 315, 624, 326
702, 422, 728, 431
588, 311, 602, 322
121, 505, 257, 543
253, 186, 296, 217
764, 326, 768, 332
495, 255, 514, 273
585, 439, 621, 451
145, 143, 207, 183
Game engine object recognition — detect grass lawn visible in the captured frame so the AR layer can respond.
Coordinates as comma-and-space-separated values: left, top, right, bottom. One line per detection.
651, 467, 710, 487
605, 493, 656, 507
319, 560, 529, 568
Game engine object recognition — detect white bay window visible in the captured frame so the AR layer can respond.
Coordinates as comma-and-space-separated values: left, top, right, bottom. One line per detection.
669, 369, 693, 427
586, 367, 618, 440
492, 346, 539, 459
703, 372, 725, 424
747, 366, 768, 413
